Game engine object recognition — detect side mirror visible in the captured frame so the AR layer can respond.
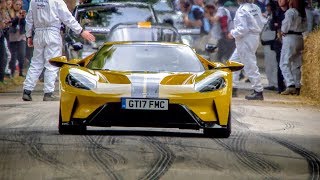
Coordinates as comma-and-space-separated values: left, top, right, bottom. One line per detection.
49, 56, 79, 67
72, 42, 83, 51
225, 60, 244, 72
205, 43, 217, 53
163, 18, 174, 26
65, 34, 83, 51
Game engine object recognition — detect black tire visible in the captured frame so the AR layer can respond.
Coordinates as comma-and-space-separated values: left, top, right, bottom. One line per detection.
203, 111, 231, 138
59, 109, 86, 135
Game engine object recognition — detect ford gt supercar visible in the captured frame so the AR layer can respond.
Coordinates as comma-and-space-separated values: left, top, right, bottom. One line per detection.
50, 42, 243, 137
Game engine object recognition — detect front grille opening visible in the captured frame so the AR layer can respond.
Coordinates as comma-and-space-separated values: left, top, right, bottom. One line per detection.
85, 103, 202, 129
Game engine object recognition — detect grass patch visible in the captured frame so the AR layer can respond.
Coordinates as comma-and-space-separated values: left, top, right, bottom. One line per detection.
0, 76, 24, 93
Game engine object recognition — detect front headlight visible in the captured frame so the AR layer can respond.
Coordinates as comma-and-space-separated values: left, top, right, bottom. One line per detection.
66, 73, 97, 90
195, 77, 226, 92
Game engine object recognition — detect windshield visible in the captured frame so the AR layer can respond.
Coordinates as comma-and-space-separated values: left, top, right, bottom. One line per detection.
87, 44, 205, 72
108, 27, 181, 42
77, 5, 155, 29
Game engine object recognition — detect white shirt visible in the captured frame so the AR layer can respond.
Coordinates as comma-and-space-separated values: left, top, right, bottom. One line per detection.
281, 8, 307, 33
26, 0, 82, 38
231, 3, 266, 39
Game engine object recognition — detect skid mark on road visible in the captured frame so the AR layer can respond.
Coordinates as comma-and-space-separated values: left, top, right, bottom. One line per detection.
4, 111, 41, 128
7, 112, 90, 179
265, 136, 320, 180
139, 136, 175, 180
214, 131, 280, 178
84, 135, 126, 180
172, 137, 224, 170
24, 134, 89, 179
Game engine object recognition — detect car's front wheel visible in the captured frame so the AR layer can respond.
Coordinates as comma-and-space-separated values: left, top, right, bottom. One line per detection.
203, 111, 231, 138
59, 110, 86, 135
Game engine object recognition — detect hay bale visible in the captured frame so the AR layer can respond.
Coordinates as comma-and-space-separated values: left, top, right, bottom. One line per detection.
301, 29, 320, 103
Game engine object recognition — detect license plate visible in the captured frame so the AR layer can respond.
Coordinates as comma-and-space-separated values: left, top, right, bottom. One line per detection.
121, 98, 168, 110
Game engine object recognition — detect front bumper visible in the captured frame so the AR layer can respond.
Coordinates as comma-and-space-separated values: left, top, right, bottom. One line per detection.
63, 102, 227, 130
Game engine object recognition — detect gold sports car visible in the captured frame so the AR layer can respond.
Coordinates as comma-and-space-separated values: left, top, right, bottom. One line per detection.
50, 41, 243, 138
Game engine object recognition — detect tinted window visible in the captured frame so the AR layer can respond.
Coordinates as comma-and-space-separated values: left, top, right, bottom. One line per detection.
77, 5, 155, 29
87, 44, 205, 72
108, 27, 181, 42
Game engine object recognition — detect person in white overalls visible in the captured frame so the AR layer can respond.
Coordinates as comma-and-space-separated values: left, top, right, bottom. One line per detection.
22, 0, 95, 101
227, 0, 267, 100
279, 0, 307, 95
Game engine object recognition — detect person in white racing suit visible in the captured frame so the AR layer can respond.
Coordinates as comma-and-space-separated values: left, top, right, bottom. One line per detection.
279, 0, 306, 95
22, 0, 95, 101
227, 0, 267, 100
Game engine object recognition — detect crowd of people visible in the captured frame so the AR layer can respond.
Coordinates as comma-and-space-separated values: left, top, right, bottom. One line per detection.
0, 0, 319, 101
176, 0, 316, 100
0, 0, 30, 83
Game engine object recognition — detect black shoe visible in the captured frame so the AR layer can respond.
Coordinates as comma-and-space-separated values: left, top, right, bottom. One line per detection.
19, 72, 25, 77
245, 79, 250, 83
22, 89, 32, 101
280, 85, 297, 95
232, 88, 238, 97
245, 90, 264, 100
43, 92, 59, 101
264, 86, 278, 91
296, 88, 300, 95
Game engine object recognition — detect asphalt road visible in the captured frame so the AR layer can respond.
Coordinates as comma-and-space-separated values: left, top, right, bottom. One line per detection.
0, 92, 319, 180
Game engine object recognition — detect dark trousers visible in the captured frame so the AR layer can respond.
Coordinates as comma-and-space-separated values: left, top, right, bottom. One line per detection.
217, 37, 236, 63
272, 40, 286, 93
9, 40, 26, 76
0, 35, 6, 82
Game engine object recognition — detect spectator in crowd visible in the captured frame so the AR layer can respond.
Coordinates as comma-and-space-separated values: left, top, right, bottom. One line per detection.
209, 0, 235, 63
260, 2, 279, 91
204, 1, 216, 22
224, 0, 238, 19
0, 0, 6, 83
305, 0, 313, 34
4, 38, 11, 76
266, 0, 287, 93
279, 0, 306, 95
2, 0, 13, 77
5, 0, 14, 17
21, 0, 32, 66
22, 0, 28, 11
8, 0, 26, 77
22, 0, 95, 101
181, 0, 210, 52
227, 0, 266, 100
182, 0, 210, 34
